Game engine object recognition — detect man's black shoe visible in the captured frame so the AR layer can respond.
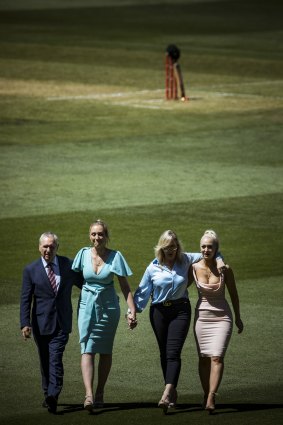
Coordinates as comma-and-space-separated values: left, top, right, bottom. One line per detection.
46, 395, 57, 414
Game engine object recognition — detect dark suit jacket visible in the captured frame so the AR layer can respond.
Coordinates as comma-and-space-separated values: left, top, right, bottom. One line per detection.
20, 255, 83, 335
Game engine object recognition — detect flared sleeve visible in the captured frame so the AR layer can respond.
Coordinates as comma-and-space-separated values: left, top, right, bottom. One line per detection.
72, 247, 89, 272
109, 250, 132, 277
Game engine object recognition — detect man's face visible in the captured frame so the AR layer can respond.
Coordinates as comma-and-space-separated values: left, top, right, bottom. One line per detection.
39, 236, 58, 263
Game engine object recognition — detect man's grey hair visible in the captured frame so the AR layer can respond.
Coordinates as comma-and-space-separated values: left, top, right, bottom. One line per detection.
39, 232, 59, 247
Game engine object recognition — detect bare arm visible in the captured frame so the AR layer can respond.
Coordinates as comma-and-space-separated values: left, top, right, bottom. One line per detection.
225, 267, 244, 333
216, 257, 226, 269
117, 276, 137, 330
188, 266, 194, 287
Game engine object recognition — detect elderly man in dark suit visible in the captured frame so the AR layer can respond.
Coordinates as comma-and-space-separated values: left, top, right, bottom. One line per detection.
20, 231, 83, 414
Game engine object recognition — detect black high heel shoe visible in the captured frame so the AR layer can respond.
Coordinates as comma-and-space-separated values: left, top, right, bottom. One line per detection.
93, 392, 104, 408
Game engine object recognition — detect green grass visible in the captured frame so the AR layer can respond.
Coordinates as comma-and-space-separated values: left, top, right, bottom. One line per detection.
1, 193, 283, 305
1, 285, 282, 425
0, 0, 282, 424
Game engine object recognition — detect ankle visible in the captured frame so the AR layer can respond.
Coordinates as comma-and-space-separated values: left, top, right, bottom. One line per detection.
94, 392, 104, 401
161, 389, 170, 402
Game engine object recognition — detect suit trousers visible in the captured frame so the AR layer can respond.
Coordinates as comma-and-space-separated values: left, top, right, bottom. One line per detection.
150, 301, 191, 387
33, 325, 69, 399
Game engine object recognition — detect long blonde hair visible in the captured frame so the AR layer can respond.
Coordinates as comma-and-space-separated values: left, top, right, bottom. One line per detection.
154, 230, 184, 265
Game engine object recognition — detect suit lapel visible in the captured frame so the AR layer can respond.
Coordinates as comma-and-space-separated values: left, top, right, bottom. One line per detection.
37, 258, 54, 294
56, 256, 64, 294
39, 257, 60, 295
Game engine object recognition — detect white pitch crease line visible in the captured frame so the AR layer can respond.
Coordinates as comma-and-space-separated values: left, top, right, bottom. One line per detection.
206, 91, 283, 99
46, 84, 283, 105
110, 102, 166, 110
210, 80, 283, 88
106, 100, 174, 110
47, 89, 163, 101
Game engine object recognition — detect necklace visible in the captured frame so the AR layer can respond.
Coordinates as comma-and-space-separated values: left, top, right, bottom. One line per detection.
203, 262, 213, 281
205, 267, 212, 279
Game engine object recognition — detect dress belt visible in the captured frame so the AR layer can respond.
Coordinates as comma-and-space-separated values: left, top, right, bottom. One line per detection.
79, 283, 113, 343
156, 298, 188, 307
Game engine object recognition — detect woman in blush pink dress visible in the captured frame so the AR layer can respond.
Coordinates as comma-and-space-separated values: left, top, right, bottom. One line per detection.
191, 230, 244, 414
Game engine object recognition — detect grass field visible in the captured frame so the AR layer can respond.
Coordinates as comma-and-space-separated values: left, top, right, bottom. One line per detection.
0, 0, 282, 424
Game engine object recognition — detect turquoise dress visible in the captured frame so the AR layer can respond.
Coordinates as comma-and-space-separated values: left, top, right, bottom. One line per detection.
72, 248, 132, 354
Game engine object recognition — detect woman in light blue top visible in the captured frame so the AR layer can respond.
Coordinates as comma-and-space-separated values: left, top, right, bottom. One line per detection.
72, 220, 137, 412
133, 229, 224, 414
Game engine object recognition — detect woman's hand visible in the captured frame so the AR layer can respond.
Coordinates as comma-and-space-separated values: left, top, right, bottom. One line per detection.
218, 263, 229, 274
235, 317, 244, 334
125, 313, 137, 330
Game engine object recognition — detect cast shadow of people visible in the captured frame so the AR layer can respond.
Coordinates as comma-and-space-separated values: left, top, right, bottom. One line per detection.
59, 401, 157, 415
169, 402, 283, 416
58, 401, 283, 416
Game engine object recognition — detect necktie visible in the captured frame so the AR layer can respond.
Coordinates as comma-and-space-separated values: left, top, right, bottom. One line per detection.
47, 264, 57, 294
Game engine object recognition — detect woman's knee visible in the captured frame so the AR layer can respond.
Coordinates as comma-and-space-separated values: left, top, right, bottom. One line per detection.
211, 356, 223, 364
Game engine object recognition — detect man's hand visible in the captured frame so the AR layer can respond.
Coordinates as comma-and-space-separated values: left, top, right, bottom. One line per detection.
22, 326, 32, 340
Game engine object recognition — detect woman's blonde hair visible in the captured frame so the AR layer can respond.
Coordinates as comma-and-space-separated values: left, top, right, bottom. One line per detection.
154, 230, 184, 265
89, 219, 110, 244
201, 229, 219, 256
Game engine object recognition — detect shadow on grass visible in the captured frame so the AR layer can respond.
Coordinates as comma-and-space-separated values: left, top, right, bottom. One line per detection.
170, 403, 283, 416
57, 402, 283, 416
58, 402, 158, 415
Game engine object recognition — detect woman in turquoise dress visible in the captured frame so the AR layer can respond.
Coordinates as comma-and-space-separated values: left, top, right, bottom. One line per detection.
72, 219, 137, 412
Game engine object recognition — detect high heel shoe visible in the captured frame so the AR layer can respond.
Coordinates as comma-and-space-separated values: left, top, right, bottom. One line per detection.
202, 393, 208, 409
84, 395, 94, 412
158, 390, 170, 414
169, 388, 178, 409
205, 392, 216, 414
93, 392, 104, 408
158, 397, 170, 414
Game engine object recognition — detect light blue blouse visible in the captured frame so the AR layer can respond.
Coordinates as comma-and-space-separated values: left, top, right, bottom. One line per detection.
134, 252, 202, 312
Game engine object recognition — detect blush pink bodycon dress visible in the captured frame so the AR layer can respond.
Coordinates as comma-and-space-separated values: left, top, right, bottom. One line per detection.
193, 266, 233, 357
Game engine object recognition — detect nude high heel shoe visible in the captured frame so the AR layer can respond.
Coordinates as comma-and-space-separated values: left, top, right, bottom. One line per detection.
202, 393, 208, 409
205, 392, 216, 414
158, 390, 170, 414
169, 388, 178, 408
84, 395, 94, 412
